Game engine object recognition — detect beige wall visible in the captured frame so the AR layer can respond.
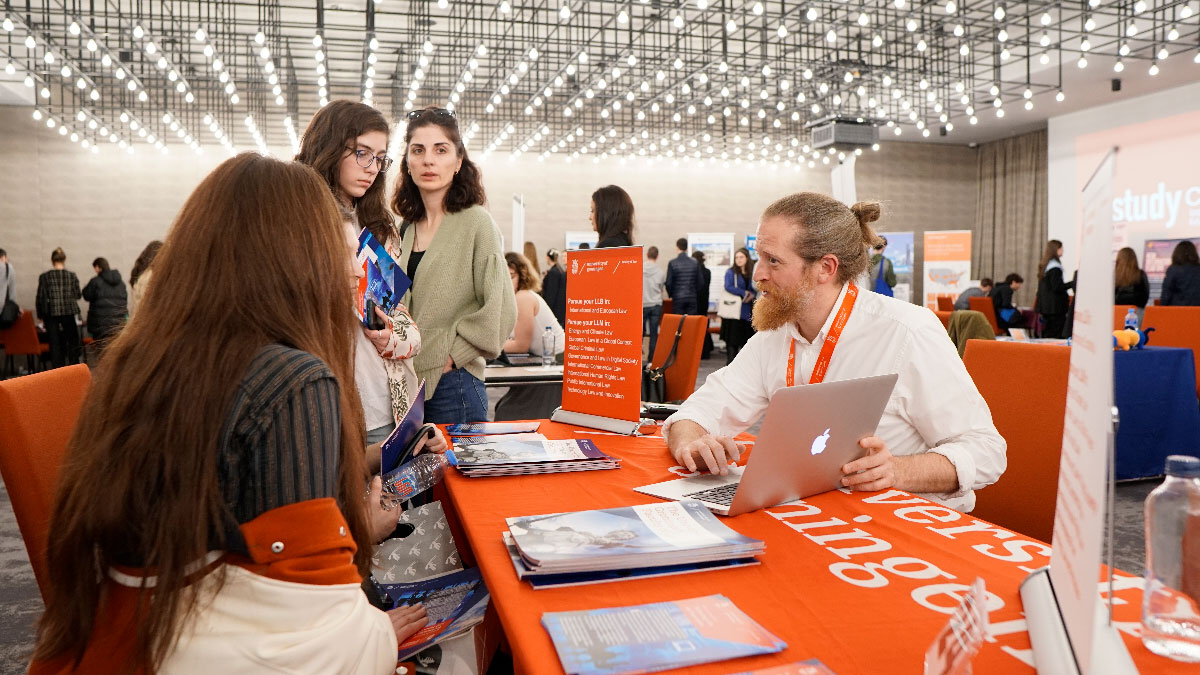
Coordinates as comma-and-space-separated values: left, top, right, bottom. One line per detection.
0, 103, 976, 309
484, 140, 978, 302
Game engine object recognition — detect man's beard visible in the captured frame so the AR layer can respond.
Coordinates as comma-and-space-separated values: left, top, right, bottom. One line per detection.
752, 273, 817, 332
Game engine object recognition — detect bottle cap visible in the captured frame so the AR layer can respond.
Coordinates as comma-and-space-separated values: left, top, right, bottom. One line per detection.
1165, 455, 1200, 478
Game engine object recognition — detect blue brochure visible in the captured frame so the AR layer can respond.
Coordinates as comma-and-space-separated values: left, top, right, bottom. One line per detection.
542, 594, 785, 675
357, 229, 412, 327
379, 381, 426, 474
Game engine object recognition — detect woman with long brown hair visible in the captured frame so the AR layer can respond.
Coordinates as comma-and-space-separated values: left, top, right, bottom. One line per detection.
128, 239, 163, 317
392, 106, 515, 424
30, 154, 425, 674
1035, 239, 1074, 338
1113, 247, 1150, 308
297, 100, 422, 444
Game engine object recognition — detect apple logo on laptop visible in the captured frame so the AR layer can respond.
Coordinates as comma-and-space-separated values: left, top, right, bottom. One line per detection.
810, 428, 831, 455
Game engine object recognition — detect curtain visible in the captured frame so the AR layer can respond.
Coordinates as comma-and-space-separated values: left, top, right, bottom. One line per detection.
974, 129, 1048, 308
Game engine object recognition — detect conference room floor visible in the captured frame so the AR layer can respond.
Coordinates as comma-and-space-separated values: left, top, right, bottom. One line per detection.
0, 355, 1159, 674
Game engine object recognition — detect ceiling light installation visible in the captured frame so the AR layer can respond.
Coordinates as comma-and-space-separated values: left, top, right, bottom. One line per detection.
6, 1, 1197, 163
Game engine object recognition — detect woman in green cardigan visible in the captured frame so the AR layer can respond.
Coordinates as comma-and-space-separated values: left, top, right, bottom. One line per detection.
392, 107, 516, 424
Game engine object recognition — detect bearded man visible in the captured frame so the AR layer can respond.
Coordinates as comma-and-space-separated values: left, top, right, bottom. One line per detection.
663, 193, 1006, 512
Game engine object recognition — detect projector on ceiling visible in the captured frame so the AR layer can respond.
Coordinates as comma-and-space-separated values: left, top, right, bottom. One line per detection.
808, 118, 879, 149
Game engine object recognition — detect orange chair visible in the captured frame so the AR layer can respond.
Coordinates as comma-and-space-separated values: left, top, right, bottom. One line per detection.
936, 295, 955, 312
649, 314, 706, 403
0, 364, 92, 598
967, 296, 1002, 335
932, 309, 952, 330
1143, 306, 1200, 398
1113, 305, 1137, 331
0, 310, 50, 374
963, 341, 1070, 544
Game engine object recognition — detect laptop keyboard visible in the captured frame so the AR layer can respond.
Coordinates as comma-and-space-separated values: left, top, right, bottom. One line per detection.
683, 483, 740, 507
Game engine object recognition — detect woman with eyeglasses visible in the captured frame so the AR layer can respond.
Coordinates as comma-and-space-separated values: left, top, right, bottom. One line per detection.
392, 106, 516, 424
297, 101, 423, 445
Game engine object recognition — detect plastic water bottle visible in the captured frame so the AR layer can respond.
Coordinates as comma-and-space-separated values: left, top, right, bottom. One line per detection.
382, 453, 447, 504
1142, 454, 1200, 662
541, 326, 555, 366
1124, 308, 1139, 331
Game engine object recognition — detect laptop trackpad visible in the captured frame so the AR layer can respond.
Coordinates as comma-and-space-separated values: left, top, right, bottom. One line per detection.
634, 466, 743, 508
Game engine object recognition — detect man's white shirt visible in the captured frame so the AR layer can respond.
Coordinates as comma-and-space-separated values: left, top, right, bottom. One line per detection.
663, 282, 1007, 512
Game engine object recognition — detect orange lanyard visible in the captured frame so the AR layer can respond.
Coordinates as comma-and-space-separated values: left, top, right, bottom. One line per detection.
786, 283, 859, 387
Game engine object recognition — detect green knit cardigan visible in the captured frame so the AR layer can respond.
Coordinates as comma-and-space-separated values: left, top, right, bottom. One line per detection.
396, 204, 517, 397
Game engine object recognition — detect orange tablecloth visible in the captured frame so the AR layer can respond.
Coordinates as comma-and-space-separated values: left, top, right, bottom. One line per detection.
438, 421, 1192, 674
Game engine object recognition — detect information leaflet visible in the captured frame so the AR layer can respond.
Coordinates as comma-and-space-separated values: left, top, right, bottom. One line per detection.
561, 246, 643, 423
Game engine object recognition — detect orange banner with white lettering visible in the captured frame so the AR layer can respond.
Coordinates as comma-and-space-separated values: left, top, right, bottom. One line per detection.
561, 246, 643, 423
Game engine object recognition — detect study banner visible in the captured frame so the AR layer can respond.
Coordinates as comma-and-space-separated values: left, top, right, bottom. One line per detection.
923, 230, 972, 309
562, 246, 643, 423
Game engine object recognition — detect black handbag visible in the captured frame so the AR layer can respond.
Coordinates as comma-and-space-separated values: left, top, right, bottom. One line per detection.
641, 322, 684, 403
0, 264, 18, 330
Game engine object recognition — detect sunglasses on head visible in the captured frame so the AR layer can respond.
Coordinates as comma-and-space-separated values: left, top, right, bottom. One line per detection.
406, 107, 457, 122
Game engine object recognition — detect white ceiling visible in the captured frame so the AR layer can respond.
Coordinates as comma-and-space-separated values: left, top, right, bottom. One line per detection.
0, 1, 1197, 160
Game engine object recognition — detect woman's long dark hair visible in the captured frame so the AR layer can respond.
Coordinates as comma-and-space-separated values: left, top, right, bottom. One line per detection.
1172, 240, 1200, 266
32, 154, 370, 673
592, 185, 635, 244
392, 107, 486, 224
130, 240, 164, 288
1114, 247, 1142, 288
295, 100, 393, 244
1037, 239, 1063, 280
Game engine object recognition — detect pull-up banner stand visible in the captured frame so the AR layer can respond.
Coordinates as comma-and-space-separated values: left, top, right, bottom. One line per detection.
551, 246, 644, 435
1020, 149, 1135, 675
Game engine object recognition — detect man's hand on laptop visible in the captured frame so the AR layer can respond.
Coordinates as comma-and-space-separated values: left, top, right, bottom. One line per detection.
840, 438, 961, 494
667, 420, 743, 475
839, 436, 895, 491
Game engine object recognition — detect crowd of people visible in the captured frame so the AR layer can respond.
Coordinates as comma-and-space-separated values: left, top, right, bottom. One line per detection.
2, 96, 1198, 674
943, 237, 1200, 339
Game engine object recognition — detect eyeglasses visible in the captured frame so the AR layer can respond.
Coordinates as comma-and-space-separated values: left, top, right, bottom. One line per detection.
345, 147, 393, 172
405, 107, 457, 122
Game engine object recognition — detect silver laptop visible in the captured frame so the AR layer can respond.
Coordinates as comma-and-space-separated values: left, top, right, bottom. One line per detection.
635, 373, 898, 516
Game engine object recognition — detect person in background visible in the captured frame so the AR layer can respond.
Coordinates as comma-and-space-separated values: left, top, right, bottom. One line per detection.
692, 250, 713, 359
541, 248, 566, 328
578, 242, 591, 250
503, 252, 564, 357
1035, 239, 1075, 339
297, 100, 423, 441
989, 273, 1025, 331
495, 253, 565, 421
28, 154, 423, 675
128, 240, 163, 318
392, 106, 516, 425
591, 185, 635, 248
523, 241, 541, 276
35, 248, 82, 369
663, 193, 1005, 514
1161, 240, 1200, 306
643, 246, 666, 361
665, 238, 702, 316
721, 247, 757, 364
1113, 247, 1150, 309
867, 236, 896, 297
0, 248, 17, 316
953, 278, 993, 311
82, 257, 128, 349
